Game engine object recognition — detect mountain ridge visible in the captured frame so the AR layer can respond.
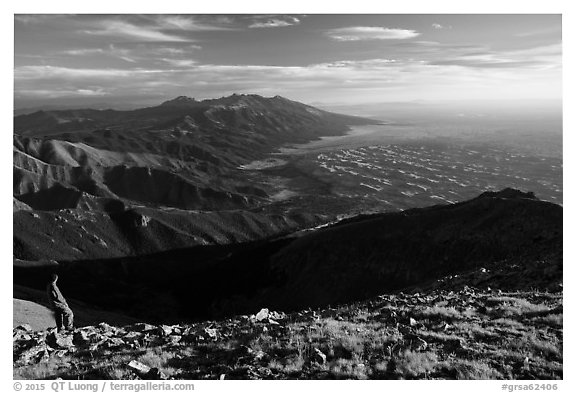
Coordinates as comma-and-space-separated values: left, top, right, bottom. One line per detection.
13, 189, 562, 323
13, 94, 379, 261
14, 94, 379, 137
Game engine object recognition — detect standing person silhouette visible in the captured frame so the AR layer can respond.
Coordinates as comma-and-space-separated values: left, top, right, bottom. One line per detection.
46, 274, 74, 332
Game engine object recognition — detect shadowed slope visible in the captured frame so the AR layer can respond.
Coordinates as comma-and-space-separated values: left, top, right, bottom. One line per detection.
14, 190, 562, 322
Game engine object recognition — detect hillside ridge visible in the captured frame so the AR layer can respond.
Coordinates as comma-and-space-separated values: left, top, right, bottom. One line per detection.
13, 94, 379, 261
14, 189, 562, 323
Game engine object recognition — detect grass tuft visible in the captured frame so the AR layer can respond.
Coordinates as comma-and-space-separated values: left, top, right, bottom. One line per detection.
394, 350, 438, 378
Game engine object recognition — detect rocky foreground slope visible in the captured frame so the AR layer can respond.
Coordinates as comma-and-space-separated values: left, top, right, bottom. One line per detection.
14, 264, 562, 380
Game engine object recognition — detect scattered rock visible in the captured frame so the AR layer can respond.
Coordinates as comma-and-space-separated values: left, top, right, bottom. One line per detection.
139, 215, 152, 227
103, 337, 125, 349
15, 324, 33, 332
14, 332, 32, 342
411, 337, 428, 352
253, 350, 267, 361
98, 322, 114, 331
204, 327, 219, 339
46, 332, 74, 349
167, 335, 182, 345
269, 311, 286, 320
255, 308, 269, 321
551, 305, 563, 314
158, 325, 173, 336
89, 337, 108, 352
313, 348, 327, 365
12, 286, 562, 380
122, 331, 142, 342
18, 345, 49, 365
128, 360, 151, 375
131, 323, 157, 332
73, 330, 91, 346
523, 357, 530, 371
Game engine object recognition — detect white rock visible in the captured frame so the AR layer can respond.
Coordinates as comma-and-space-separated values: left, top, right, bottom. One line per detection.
128, 360, 151, 374
255, 308, 270, 321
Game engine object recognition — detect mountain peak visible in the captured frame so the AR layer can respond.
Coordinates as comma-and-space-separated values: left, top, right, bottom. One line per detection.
159, 94, 297, 109
160, 96, 197, 107
477, 188, 537, 201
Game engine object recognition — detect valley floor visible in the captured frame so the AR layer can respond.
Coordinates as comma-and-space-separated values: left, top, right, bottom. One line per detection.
13, 287, 562, 380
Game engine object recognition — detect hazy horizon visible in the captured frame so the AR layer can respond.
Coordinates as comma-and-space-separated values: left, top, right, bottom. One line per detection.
12, 96, 563, 119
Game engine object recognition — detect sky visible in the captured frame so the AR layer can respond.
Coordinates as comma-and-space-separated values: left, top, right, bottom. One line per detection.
14, 14, 562, 109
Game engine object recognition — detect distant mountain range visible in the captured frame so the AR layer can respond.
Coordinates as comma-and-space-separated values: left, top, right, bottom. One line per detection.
14, 94, 379, 261
14, 94, 377, 137
14, 103, 138, 117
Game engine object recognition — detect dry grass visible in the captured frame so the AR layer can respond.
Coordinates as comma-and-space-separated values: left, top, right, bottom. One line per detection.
453, 322, 500, 341
14, 356, 69, 379
137, 346, 179, 377
394, 350, 438, 378
268, 356, 305, 374
508, 336, 562, 360
415, 306, 462, 321
329, 358, 369, 379
446, 359, 503, 380
536, 314, 562, 328
488, 297, 551, 318
14, 289, 562, 380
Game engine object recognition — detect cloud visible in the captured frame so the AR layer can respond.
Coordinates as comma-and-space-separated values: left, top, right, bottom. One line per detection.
157, 16, 204, 30
13, 62, 406, 98
75, 88, 109, 96
14, 15, 64, 24
515, 27, 561, 37
6, 59, 494, 100
14, 65, 139, 80
432, 23, 452, 30
59, 45, 137, 63
153, 15, 236, 31
59, 43, 201, 65
81, 15, 240, 43
429, 43, 561, 69
249, 16, 300, 29
14, 41, 561, 106
153, 47, 187, 55
16, 88, 109, 98
61, 48, 107, 56
160, 59, 197, 67
84, 19, 191, 42
325, 27, 420, 41
317, 59, 396, 68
